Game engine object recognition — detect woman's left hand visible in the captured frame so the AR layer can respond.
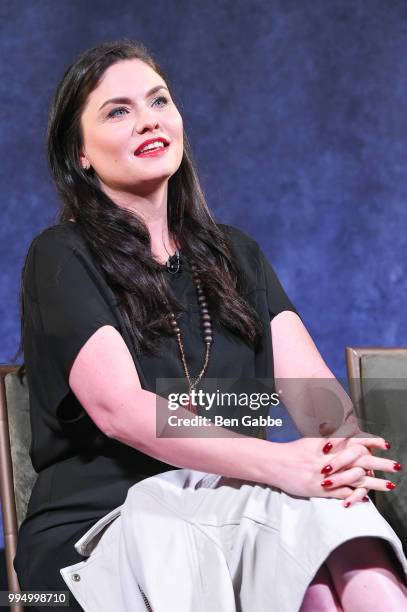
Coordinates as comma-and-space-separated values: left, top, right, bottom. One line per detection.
319, 421, 380, 507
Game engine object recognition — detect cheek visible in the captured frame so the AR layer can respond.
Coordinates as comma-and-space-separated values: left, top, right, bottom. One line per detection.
167, 110, 183, 136
176, 114, 183, 136
90, 126, 129, 156
106, 133, 128, 154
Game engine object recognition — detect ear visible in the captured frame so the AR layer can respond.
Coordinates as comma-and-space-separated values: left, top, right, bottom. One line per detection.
80, 151, 90, 170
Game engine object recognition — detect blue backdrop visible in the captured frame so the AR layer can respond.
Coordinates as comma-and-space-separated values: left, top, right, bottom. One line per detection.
1, 0, 407, 570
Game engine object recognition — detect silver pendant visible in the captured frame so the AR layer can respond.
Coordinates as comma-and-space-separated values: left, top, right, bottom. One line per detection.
166, 249, 181, 274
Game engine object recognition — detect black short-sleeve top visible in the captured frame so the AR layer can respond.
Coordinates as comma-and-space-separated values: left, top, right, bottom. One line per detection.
20, 220, 299, 529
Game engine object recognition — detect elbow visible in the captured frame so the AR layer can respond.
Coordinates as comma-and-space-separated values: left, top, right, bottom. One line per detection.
99, 388, 155, 453
87, 405, 118, 441
101, 420, 118, 441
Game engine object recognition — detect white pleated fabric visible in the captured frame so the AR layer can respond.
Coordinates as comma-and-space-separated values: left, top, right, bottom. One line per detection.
60, 469, 407, 612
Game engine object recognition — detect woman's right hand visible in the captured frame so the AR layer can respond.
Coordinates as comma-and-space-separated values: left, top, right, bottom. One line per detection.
270, 434, 401, 503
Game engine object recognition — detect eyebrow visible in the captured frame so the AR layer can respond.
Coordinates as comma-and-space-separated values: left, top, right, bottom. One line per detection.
98, 85, 169, 112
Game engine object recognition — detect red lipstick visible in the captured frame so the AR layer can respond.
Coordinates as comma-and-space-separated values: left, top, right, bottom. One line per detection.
134, 137, 170, 157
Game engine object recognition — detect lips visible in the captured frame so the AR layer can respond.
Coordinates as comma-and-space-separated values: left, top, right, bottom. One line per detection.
134, 137, 170, 156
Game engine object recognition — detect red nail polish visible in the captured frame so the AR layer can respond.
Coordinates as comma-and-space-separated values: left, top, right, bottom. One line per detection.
322, 442, 333, 454
393, 462, 402, 471
321, 464, 333, 475
386, 481, 396, 490
385, 441, 391, 449
321, 479, 333, 487
344, 502, 351, 508
362, 496, 369, 502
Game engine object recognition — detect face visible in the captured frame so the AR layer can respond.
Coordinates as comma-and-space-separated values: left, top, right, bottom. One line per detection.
79, 59, 183, 195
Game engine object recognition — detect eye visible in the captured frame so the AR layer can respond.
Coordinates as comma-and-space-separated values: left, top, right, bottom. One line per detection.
153, 95, 169, 108
106, 96, 169, 119
107, 106, 129, 119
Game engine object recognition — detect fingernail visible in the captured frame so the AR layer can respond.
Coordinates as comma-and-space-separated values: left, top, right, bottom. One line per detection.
385, 440, 391, 449
322, 442, 333, 454
393, 462, 402, 471
344, 501, 351, 508
321, 464, 333, 475
386, 481, 396, 490
362, 496, 369, 502
321, 479, 333, 487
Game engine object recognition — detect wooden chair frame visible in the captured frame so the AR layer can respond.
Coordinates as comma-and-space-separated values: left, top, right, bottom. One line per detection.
0, 363, 24, 611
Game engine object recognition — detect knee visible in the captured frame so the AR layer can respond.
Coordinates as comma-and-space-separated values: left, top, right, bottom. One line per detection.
299, 583, 340, 612
299, 563, 341, 612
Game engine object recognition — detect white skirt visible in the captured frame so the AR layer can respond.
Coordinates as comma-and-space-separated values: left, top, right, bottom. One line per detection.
60, 468, 407, 612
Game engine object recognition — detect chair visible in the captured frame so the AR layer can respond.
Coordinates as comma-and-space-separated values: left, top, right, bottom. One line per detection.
345, 347, 407, 552
0, 363, 38, 611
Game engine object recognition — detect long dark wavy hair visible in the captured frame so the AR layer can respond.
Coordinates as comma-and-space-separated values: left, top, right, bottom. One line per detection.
13, 39, 263, 379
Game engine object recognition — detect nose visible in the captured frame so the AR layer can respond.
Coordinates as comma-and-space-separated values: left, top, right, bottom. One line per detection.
133, 107, 160, 134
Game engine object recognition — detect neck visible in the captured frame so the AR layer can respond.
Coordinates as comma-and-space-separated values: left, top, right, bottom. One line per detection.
100, 180, 179, 264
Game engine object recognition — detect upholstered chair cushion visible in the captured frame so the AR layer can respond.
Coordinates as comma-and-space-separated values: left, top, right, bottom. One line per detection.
5, 372, 37, 529
360, 354, 407, 550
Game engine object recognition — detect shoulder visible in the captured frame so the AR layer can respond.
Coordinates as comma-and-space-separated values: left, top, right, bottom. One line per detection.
27, 222, 94, 273
216, 223, 266, 292
24, 222, 117, 307
29, 221, 85, 254
217, 222, 261, 264
217, 222, 259, 250
24, 222, 99, 289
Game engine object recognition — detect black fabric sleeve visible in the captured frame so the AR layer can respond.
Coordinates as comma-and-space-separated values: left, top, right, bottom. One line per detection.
256, 243, 299, 321
27, 229, 120, 410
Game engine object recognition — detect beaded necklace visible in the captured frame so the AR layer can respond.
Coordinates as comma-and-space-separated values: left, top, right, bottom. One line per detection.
165, 250, 212, 415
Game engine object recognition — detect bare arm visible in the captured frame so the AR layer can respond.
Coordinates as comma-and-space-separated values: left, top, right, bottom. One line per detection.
68, 324, 280, 485
271, 310, 360, 438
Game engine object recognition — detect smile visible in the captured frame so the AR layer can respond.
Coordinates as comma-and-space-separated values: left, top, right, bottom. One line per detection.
134, 138, 170, 157
134, 145, 169, 158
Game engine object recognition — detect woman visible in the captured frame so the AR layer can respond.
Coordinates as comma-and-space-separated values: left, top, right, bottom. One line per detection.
13, 39, 407, 611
